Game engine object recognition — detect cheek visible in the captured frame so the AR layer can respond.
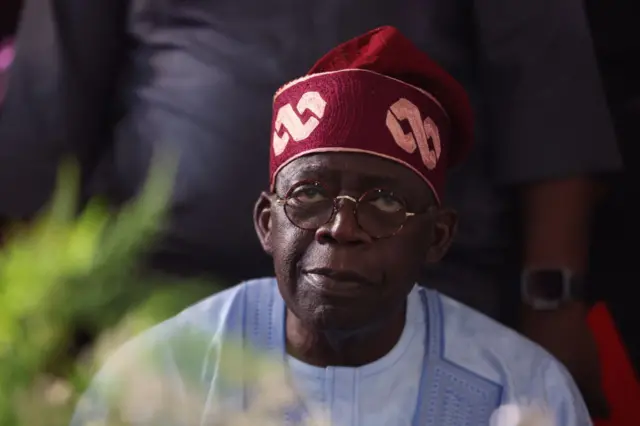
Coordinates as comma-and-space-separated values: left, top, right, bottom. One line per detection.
385, 231, 431, 279
271, 213, 312, 278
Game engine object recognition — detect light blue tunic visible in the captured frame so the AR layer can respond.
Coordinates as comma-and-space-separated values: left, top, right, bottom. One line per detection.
71, 278, 591, 425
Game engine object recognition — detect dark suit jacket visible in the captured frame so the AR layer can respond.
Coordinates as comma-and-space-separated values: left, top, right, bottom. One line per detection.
0, 0, 620, 295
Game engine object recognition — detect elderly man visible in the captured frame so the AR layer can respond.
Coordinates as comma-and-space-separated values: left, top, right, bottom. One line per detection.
72, 27, 589, 426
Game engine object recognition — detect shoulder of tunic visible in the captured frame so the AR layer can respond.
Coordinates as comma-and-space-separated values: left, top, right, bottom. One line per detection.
436, 292, 588, 419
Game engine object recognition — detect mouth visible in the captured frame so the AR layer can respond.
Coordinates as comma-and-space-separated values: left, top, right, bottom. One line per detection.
301, 268, 376, 297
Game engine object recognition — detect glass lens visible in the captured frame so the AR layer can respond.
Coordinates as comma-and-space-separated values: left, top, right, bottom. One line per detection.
284, 183, 334, 230
356, 189, 407, 238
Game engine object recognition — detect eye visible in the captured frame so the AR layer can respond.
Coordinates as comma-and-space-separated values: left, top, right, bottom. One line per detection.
289, 184, 328, 204
366, 190, 404, 213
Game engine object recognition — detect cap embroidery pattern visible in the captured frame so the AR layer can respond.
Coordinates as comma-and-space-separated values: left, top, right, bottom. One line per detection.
386, 98, 441, 170
273, 91, 327, 156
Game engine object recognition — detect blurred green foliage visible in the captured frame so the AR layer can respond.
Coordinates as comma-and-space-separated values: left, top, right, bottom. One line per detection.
0, 151, 218, 425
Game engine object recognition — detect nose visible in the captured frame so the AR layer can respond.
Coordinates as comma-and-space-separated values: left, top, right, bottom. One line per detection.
315, 196, 372, 245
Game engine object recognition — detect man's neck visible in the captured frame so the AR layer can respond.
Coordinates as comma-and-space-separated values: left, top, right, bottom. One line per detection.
285, 306, 406, 367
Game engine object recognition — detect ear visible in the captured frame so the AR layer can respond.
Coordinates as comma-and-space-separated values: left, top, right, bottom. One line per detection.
254, 192, 274, 255
424, 208, 458, 264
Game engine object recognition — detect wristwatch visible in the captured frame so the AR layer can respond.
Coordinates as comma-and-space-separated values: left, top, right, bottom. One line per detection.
521, 268, 585, 310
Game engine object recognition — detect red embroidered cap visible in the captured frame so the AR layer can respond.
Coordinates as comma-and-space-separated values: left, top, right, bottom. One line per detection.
269, 26, 474, 203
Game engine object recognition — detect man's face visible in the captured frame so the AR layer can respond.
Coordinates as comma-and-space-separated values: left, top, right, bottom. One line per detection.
254, 152, 456, 332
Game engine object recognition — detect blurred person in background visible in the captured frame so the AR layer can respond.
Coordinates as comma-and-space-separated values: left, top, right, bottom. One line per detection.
0, 0, 621, 420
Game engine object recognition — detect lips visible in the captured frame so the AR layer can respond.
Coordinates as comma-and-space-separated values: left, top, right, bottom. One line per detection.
302, 268, 376, 297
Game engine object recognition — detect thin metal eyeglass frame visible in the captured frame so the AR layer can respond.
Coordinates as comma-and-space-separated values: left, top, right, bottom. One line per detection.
274, 182, 429, 239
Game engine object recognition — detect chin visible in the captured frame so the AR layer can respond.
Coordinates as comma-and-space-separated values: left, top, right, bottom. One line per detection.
280, 280, 384, 332
305, 303, 381, 334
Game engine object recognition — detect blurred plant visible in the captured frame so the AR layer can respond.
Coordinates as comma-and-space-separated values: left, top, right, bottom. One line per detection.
490, 403, 556, 426
0, 150, 215, 425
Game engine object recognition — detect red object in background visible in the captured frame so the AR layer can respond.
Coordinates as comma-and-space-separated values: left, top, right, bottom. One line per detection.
588, 302, 640, 426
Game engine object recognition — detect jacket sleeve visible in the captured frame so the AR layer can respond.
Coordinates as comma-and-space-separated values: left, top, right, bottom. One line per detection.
0, 0, 127, 217
472, 0, 621, 184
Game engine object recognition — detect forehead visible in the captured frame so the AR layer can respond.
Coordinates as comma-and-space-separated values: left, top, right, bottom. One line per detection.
276, 152, 433, 197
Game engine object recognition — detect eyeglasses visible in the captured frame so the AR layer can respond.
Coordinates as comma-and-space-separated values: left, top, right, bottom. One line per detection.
275, 181, 429, 239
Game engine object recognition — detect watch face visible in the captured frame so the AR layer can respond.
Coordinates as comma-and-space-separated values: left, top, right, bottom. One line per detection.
521, 269, 573, 310
527, 270, 565, 301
